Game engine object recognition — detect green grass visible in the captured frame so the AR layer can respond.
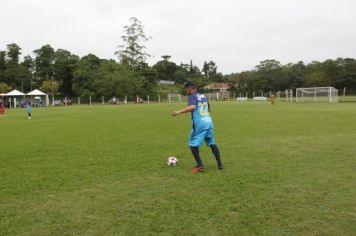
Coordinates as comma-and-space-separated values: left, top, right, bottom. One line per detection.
1, 102, 355, 235
339, 95, 356, 102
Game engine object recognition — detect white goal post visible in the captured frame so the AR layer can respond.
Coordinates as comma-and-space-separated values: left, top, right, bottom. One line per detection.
296, 87, 338, 103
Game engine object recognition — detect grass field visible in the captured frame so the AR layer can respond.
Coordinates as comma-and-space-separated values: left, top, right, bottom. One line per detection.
1, 102, 355, 235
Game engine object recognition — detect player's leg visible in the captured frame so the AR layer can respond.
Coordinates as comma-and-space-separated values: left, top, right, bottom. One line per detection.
189, 129, 205, 172
205, 128, 224, 169
210, 145, 223, 169
190, 146, 204, 167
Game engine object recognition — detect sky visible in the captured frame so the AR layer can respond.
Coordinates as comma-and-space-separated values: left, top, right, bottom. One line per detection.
1, 0, 356, 73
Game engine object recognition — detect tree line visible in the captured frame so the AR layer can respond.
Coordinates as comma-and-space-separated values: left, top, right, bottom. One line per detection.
228, 58, 356, 95
1, 17, 356, 100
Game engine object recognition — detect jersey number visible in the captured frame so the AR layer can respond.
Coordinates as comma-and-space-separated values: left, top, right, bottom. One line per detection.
198, 102, 209, 116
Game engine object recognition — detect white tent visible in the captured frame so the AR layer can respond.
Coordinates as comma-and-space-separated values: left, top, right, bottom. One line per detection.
6, 89, 25, 96
26, 89, 49, 106
26, 89, 46, 96
5, 89, 25, 108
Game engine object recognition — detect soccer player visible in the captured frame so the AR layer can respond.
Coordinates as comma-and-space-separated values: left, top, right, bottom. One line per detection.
26, 100, 32, 119
269, 94, 276, 105
171, 81, 224, 172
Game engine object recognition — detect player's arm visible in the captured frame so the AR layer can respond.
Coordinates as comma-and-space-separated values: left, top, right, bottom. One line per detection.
171, 105, 196, 116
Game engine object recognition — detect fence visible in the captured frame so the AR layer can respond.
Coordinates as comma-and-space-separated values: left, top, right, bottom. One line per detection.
45, 91, 296, 106
63, 92, 284, 105
51, 92, 238, 106
7, 89, 356, 107
338, 89, 356, 102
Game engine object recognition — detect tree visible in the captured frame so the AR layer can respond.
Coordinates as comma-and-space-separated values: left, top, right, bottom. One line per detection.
202, 61, 217, 78
207, 61, 217, 78
6, 43, 21, 65
173, 69, 188, 84
0, 82, 11, 93
304, 71, 331, 87
93, 61, 139, 100
33, 44, 55, 81
3, 65, 31, 91
3, 44, 30, 90
285, 61, 306, 90
333, 58, 356, 89
161, 55, 171, 61
115, 17, 151, 68
54, 49, 79, 96
137, 67, 157, 96
21, 55, 36, 90
153, 55, 177, 81
304, 61, 331, 87
188, 60, 201, 77
256, 59, 281, 72
255, 59, 282, 91
22, 55, 34, 71
202, 61, 208, 77
72, 54, 101, 97
189, 60, 194, 74
0, 51, 6, 82
41, 80, 60, 106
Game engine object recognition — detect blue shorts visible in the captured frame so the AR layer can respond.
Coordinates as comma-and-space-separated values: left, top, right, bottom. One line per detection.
189, 127, 215, 147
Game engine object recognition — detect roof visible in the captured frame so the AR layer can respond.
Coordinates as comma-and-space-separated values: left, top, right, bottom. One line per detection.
157, 80, 175, 85
204, 83, 230, 90
5, 89, 25, 96
26, 89, 47, 96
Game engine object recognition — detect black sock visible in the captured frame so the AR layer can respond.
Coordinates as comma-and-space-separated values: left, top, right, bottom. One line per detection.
190, 147, 203, 167
28, 113, 31, 117
210, 145, 222, 166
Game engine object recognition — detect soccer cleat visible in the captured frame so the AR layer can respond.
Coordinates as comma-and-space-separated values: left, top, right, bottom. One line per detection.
191, 166, 205, 173
28, 117, 31, 120
218, 164, 224, 170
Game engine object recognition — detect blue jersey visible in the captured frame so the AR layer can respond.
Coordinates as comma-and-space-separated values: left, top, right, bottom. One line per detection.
26, 103, 31, 112
188, 93, 213, 131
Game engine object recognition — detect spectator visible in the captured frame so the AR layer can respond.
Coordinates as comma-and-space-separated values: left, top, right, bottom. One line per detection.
0, 99, 5, 117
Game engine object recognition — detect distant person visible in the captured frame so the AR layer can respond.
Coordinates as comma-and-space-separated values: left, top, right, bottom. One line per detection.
26, 100, 32, 119
171, 81, 224, 172
0, 100, 5, 117
269, 94, 276, 105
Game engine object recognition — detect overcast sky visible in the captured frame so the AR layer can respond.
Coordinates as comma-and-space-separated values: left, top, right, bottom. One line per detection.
1, 0, 356, 73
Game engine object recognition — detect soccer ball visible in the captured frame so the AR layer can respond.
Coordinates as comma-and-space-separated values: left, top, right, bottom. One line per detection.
167, 156, 178, 167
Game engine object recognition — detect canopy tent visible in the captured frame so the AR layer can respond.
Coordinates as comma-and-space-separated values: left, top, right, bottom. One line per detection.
5, 89, 25, 96
4, 90, 25, 108
26, 89, 49, 106
26, 89, 47, 96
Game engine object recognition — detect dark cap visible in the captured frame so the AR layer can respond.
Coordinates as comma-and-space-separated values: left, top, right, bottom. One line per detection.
184, 81, 196, 88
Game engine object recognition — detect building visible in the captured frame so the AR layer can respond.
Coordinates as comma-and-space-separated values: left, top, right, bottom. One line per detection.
157, 80, 175, 85
204, 82, 231, 92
